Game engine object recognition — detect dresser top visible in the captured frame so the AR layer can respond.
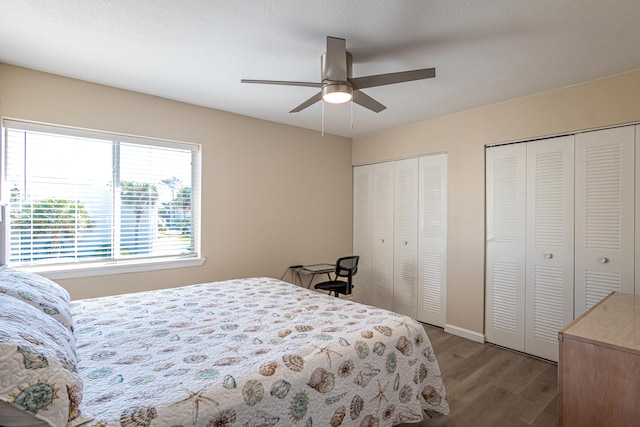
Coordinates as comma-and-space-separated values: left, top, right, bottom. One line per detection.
560, 292, 640, 352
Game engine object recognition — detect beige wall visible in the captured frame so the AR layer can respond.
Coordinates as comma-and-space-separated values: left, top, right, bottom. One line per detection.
0, 64, 353, 299
353, 70, 640, 336
3, 63, 639, 334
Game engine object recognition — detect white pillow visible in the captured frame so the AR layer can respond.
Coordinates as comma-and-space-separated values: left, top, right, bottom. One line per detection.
0, 266, 75, 334
0, 294, 82, 427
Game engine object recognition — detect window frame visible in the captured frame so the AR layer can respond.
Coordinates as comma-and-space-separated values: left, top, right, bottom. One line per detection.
1, 119, 205, 279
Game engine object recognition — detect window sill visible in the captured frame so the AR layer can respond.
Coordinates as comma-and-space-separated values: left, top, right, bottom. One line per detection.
21, 257, 207, 280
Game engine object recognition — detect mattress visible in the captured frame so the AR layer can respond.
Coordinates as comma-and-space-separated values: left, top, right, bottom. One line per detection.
71, 277, 449, 426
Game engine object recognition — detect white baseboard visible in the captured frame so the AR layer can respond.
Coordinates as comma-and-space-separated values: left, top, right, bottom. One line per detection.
444, 324, 485, 343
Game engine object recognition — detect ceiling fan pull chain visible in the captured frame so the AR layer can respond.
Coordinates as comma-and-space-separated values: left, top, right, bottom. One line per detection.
321, 99, 325, 137
351, 99, 354, 129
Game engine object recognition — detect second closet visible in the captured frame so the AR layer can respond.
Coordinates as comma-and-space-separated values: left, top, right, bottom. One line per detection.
486, 125, 637, 362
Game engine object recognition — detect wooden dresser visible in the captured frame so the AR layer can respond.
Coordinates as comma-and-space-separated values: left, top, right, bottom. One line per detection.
558, 292, 640, 427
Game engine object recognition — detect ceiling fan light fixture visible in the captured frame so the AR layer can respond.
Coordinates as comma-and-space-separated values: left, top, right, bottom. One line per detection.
322, 83, 353, 104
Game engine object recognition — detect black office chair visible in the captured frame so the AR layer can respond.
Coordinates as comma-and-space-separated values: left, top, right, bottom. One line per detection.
314, 256, 359, 297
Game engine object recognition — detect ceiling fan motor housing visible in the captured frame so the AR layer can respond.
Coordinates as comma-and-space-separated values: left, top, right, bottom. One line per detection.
321, 51, 352, 83
321, 50, 353, 102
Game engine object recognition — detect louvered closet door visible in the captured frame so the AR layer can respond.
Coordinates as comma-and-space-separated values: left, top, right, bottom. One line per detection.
371, 162, 395, 311
525, 136, 574, 362
575, 126, 635, 316
352, 165, 373, 305
417, 154, 447, 326
486, 144, 526, 352
393, 158, 419, 318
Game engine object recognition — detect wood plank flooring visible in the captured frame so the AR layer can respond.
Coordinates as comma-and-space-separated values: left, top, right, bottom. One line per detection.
401, 325, 558, 427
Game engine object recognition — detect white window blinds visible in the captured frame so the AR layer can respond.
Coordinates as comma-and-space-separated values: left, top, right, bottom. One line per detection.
2, 120, 200, 268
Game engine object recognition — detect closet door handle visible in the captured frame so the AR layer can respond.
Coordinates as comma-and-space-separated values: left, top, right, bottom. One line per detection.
380, 239, 385, 244
403, 240, 408, 246
543, 253, 553, 259
598, 257, 609, 264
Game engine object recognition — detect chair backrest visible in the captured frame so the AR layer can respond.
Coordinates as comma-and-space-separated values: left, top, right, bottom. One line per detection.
335, 255, 359, 280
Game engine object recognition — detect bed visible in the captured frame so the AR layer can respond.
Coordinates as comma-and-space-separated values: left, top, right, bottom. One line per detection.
0, 268, 449, 426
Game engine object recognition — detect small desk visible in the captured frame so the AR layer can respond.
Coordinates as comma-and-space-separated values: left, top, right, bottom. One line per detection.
293, 263, 335, 288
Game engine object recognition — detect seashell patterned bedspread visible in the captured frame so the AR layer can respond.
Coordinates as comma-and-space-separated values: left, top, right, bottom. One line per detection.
71, 277, 449, 426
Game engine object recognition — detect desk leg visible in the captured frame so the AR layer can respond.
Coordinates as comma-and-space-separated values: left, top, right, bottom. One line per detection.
293, 270, 312, 289
305, 274, 312, 289
295, 271, 302, 287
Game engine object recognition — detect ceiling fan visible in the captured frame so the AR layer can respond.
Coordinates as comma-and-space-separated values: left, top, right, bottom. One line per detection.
241, 36, 436, 113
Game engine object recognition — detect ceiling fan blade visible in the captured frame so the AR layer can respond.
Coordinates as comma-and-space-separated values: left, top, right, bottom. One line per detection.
324, 36, 348, 82
241, 79, 322, 88
289, 92, 323, 113
353, 90, 386, 113
350, 68, 436, 90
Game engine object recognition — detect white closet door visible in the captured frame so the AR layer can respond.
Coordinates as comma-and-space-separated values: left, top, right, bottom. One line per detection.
371, 162, 395, 311
417, 153, 447, 326
393, 158, 419, 318
486, 143, 526, 352
575, 126, 635, 316
352, 165, 372, 305
525, 136, 574, 362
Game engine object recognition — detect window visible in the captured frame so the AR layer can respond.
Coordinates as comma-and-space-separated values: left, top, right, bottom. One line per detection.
2, 120, 201, 275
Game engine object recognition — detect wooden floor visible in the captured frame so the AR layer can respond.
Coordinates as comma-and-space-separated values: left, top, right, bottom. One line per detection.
402, 325, 558, 427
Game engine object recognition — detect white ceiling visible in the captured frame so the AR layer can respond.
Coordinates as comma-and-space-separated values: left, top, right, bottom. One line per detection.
1, 0, 639, 138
